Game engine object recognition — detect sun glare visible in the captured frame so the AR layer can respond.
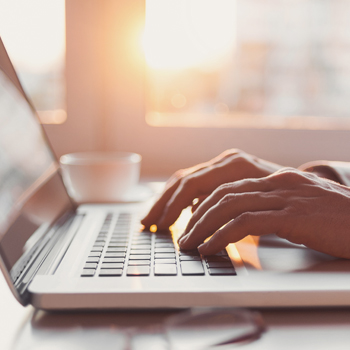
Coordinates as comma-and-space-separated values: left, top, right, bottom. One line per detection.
143, 0, 237, 71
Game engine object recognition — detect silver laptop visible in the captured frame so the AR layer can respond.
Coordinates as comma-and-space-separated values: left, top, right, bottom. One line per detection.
1, 37, 350, 311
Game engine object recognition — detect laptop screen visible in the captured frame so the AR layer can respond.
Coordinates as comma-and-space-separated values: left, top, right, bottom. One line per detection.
0, 38, 74, 282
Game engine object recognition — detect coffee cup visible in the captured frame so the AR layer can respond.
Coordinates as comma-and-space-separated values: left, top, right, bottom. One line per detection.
60, 152, 142, 203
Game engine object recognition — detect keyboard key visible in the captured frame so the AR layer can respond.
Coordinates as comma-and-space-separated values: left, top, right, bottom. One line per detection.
109, 238, 128, 243
101, 263, 124, 269
129, 255, 151, 260
102, 258, 125, 263
104, 252, 126, 258
154, 264, 177, 276
93, 242, 105, 247
179, 250, 200, 256
86, 257, 100, 263
155, 239, 173, 243
134, 232, 152, 237
106, 248, 127, 253
99, 269, 123, 277
127, 266, 150, 276
180, 261, 205, 275
131, 244, 151, 250
154, 258, 176, 264
81, 269, 95, 277
84, 263, 98, 269
91, 246, 104, 252
130, 249, 151, 255
208, 268, 236, 276
131, 240, 151, 245
112, 230, 129, 234
111, 232, 129, 236
206, 261, 233, 268
133, 236, 152, 241
155, 243, 175, 248
88, 252, 101, 257
154, 248, 175, 253
179, 255, 201, 262
108, 243, 128, 248
128, 260, 150, 266
155, 253, 176, 259
205, 256, 231, 263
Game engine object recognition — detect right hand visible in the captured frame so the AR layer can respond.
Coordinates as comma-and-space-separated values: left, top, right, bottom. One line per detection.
141, 149, 284, 230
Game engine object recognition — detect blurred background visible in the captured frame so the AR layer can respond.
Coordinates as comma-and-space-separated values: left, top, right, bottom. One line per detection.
2, 0, 350, 176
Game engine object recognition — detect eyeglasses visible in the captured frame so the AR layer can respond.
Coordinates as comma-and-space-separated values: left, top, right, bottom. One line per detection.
124, 308, 265, 350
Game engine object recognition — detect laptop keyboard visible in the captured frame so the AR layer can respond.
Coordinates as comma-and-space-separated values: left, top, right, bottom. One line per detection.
81, 212, 236, 278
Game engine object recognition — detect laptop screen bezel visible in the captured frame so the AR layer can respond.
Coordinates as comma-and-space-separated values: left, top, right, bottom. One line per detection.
0, 36, 77, 306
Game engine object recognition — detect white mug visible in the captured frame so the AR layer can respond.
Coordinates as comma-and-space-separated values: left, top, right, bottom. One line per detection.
60, 152, 141, 203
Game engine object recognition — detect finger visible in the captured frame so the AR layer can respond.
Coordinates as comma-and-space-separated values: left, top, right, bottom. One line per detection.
141, 152, 232, 227
183, 177, 274, 236
197, 210, 285, 255
141, 179, 181, 227
178, 192, 285, 250
191, 195, 208, 213
156, 155, 261, 230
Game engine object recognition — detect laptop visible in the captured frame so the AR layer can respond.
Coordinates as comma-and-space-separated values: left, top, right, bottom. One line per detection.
1, 37, 350, 311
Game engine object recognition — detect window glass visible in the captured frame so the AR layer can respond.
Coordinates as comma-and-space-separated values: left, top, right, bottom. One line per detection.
144, 0, 350, 129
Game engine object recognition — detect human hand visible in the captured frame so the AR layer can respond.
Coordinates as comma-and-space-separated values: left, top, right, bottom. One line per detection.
178, 169, 350, 259
141, 149, 283, 230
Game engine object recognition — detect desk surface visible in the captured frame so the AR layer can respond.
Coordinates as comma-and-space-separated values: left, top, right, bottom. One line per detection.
1, 271, 350, 350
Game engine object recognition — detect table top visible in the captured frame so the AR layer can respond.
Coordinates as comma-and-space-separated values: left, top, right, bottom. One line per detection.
1, 271, 350, 350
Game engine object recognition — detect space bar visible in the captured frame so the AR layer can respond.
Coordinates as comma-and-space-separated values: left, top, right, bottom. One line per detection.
180, 261, 205, 275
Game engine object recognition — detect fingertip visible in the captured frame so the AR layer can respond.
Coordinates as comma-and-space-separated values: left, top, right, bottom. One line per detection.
198, 238, 224, 256
197, 242, 209, 255
140, 217, 147, 225
177, 232, 186, 243
140, 216, 152, 227
178, 234, 190, 248
178, 235, 186, 246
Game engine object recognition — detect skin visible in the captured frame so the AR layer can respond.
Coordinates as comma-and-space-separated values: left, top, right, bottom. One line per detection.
141, 149, 350, 259
142, 149, 283, 229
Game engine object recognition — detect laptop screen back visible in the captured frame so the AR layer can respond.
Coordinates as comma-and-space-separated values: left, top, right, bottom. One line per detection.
0, 38, 74, 284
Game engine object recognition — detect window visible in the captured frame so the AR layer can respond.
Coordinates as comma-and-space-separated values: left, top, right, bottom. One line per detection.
0, 0, 66, 124
64, 1, 350, 176
144, 0, 350, 130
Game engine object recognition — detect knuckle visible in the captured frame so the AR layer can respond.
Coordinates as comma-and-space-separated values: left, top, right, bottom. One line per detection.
180, 175, 197, 190
171, 169, 186, 181
233, 155, 248, 164
219, 193, 236, 206
215, 182, 233, 195
275, 169, 305, 184
223, 148, 241, 157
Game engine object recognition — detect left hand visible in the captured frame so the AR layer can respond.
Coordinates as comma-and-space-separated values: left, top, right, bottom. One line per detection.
178, 169, 350, 259
141, 149, 282, 230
